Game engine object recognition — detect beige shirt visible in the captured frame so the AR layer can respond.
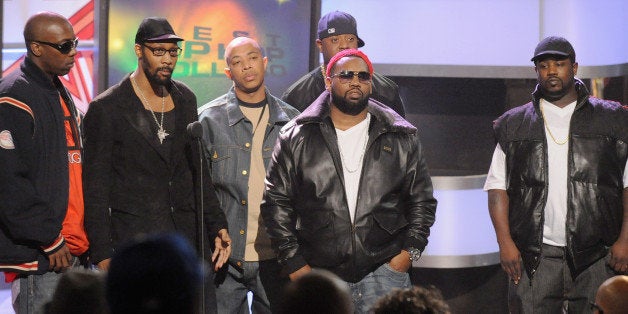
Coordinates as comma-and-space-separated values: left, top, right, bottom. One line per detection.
240, 105, 274, 261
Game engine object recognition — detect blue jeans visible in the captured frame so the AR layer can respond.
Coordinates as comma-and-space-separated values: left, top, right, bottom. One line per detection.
510, 244, 615, 314
13, 271, 63, 314
214, 259, 285, 314
345, 263, 412, 314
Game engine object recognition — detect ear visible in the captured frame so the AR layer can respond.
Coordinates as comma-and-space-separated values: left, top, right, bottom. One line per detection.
29, 42, 43, 57
316, 39, 323, 52
134, 43, 143, 58
325, 76, 332, 91
572, 62, 578, 75
224, 67, 232, 80
262, 56, 268, 71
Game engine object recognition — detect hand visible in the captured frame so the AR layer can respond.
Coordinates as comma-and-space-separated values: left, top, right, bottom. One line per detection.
499, 239, 522, 284
609, 238, 628, 273
388, 250, 412, 273
97, 258, 111, 271
212, 229, 231, 271
47, 243, 72, 272
289, 264, 312, 281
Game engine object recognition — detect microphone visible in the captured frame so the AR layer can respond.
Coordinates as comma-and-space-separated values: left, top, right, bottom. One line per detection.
187, 121, 203, 139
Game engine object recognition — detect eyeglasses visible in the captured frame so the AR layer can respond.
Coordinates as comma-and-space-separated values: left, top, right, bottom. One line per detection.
590, 302, 604, 313
142, 44, 182, 57
329, 71, 372, 84
33, 38, 79, 54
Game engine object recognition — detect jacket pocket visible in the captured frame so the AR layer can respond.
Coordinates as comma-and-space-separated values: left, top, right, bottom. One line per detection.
365, 210, 408, 251
208, 147, 232, 183
296, 211, 338, 265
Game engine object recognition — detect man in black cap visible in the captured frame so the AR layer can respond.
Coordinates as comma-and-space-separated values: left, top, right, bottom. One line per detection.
83, 17, 232, 312
281, 10, 406, 117
484, 36, 628, 313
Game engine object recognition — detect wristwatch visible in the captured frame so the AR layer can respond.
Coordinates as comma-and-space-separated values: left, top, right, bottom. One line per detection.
406, 247, 422, 262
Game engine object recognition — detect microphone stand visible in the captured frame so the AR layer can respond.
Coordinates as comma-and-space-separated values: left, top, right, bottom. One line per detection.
188, 122, 206, 313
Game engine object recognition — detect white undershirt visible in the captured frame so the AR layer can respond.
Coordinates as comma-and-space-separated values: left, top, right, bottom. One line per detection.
484, 99, 628, 246
336, 113, 371, 223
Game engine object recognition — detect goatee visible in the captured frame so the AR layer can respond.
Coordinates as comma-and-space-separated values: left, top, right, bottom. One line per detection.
331, 91, 369, 116
541, 77, 574, 101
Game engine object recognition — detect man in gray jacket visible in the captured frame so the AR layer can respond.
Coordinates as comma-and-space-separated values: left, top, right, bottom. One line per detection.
198, 37, 299, 314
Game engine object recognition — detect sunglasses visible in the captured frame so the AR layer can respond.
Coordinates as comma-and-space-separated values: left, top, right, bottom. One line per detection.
329, 71, 372, 84
590, 302, 604, 313
33, 38, 79, 54
142, 44, 183, 57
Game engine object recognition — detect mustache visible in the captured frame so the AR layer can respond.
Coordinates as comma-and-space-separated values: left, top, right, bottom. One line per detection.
345, 87, 363, 94
157, 67, 173, 73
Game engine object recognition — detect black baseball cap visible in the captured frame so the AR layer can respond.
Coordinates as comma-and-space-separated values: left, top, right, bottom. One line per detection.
531, 36, 575, 62
135, 17, 184, 44
317, 11, 365, 47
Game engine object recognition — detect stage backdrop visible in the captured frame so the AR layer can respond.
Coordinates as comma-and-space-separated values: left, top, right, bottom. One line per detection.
107, 0, 313, 105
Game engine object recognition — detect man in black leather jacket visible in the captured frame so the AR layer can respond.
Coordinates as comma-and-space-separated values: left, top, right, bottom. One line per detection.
281, 10, 405, 117
484, 36, 628, 313
262, 49, 436, 314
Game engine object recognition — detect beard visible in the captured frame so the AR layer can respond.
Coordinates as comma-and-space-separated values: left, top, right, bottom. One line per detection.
331, 89, 369, 116
540, 76, 575, 102
141, 58, 173, 87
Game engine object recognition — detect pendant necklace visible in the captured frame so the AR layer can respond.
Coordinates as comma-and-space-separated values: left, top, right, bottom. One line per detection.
131, 76, 169, 144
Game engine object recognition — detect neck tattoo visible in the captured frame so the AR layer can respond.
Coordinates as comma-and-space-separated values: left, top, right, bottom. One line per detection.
131, 76, 169, 144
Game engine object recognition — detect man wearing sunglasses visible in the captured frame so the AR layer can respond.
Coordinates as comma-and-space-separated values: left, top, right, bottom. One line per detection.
0, 11, 88, 313
82, 17, 231, 313
281, 10, 406, 118
262, 49, 436, 313
593, 275, 628, 314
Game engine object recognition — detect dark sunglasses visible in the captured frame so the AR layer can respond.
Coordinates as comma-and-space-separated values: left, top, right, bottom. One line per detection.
329, 71, 372, 84
590, 302, 604, 313
33, 38, 79, 54
142, 44, 182, 57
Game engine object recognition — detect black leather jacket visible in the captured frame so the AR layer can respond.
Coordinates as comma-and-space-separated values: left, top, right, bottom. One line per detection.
494, 80, 628, 279
261, 91, 436, 283
281, 67, 406, 117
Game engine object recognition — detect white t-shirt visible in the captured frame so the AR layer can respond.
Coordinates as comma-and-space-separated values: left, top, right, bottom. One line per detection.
336, 113, 371, 223
484, 99, 628, 246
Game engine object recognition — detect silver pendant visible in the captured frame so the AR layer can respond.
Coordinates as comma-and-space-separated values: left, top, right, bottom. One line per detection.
157, 128, 169, 144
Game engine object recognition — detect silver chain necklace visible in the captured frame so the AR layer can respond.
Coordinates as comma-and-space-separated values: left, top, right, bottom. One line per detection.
131, 76, 169, 144
337, 114, 370, 173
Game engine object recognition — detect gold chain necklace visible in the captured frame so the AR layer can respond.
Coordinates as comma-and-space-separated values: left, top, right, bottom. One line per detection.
539, 103, 568, 145
320, 64, 326, 78
131, 76, 169, 144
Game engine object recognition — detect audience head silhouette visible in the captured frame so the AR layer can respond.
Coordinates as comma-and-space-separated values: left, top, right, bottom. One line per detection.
45, 269, 108, 314
372, 285, 451, 314
593, 275, 628, 314
106, 233, 203, 314
278, 269, 353, 314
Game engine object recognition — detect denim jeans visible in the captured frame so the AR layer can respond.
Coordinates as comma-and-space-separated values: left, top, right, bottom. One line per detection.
13, 271, 63, 314
510, 244, 615, 314
214, 259, 285, 314
345, 263, 412, 314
